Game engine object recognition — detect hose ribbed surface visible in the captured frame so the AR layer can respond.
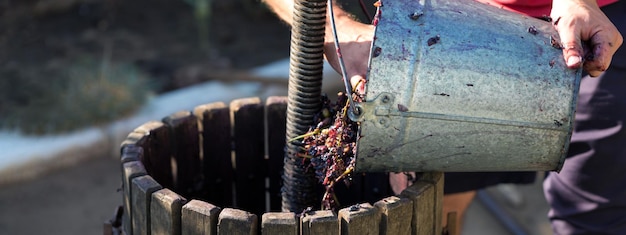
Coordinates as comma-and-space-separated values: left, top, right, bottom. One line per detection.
282, 0, 327, 213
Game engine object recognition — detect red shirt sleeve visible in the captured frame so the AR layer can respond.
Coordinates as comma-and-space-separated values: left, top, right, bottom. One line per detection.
478, 0, 618, 17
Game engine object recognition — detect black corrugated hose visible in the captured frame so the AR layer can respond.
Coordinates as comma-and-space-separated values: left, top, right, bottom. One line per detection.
282, 0, 328, 212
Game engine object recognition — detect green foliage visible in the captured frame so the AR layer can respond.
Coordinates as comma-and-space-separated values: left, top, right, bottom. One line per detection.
184, 0, 212, 52
0, 59, 154, 135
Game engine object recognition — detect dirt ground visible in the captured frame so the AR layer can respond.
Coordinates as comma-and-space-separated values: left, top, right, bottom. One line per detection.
0, 152, 121, 234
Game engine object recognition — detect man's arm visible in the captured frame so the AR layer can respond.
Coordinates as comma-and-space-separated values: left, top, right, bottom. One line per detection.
551, 0, 623, 76
262, 0, 295, 25
263, 0, 373, 92
264, 0, 623, 80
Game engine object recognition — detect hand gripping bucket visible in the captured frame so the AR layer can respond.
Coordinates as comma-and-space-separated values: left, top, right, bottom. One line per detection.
350, 0, 582, 172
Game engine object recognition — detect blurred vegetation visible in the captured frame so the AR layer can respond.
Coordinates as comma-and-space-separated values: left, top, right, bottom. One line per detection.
0, 0, 374, 136
184, 0, 212, 52
0, 57, 155, 135
181, 0, 274, 54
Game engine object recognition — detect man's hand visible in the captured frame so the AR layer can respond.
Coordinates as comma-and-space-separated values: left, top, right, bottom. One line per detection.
322, 14, 374, 94
263, 0, 374, 93
551, 0, 623, 76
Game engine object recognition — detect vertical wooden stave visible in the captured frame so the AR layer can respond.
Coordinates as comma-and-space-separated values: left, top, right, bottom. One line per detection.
134, 121, 175, 189
122, 160, 147, 235
131, 175, 163, 235
338, 203, 380, 235
181, 199, 222, 235
194, 102, 234, 207
373, 196, 413, 235
261, 212, 298, 235
230, 97, 266, 216
264, 96, 288, 212
217, 208, 258, 235
301, 210, 339, 235
163, 111, 201, 198
151, 188, 187, 235
120, 140, 144, 163
399, 172, 444, 235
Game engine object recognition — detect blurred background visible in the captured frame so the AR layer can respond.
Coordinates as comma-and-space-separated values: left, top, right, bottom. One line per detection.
0, 0, 294, 135
0, 0, 551, 234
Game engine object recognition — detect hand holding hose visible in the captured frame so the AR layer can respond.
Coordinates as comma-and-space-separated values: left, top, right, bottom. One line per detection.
322, 8, 374, 95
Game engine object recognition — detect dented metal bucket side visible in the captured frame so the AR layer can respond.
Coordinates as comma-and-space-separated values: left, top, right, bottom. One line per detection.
352, 0, 582, 172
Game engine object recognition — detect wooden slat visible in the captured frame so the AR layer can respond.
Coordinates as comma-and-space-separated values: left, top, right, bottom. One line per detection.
265, 96, 288, 212
181, 199, 222, 235
193, 102, 233, 207
134, 121, 174, 189
432, 172, 444, 235
163, 111, 201, 198
444, 212, 458, 235
122, 161, 147, 235
261, 212, 298, 235
301, 210, 339, 235
401, 181, 434, 235
418, 172, 444, 235
131, 175, 162, 235
217, 208, 258, 235
120, 138, 146, 235
120, 132, 145, 152
230, 97, 266, 216
399, 172, 443, 235
120, 145, 143, 164
103, 205, 124, 235
373, 196, 413, 235
151, 188, 187, 235
338, 203, 380, 235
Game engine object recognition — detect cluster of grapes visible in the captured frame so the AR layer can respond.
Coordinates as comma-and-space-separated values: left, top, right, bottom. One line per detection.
292, 92, 360, 210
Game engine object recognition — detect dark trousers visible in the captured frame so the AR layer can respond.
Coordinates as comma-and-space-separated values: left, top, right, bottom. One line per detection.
544, 2, 626, 234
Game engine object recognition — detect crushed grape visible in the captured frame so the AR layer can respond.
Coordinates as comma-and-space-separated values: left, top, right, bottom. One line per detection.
291, 92, 361, 211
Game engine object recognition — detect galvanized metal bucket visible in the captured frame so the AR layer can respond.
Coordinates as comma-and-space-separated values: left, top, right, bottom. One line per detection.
351, 0, 582, 172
